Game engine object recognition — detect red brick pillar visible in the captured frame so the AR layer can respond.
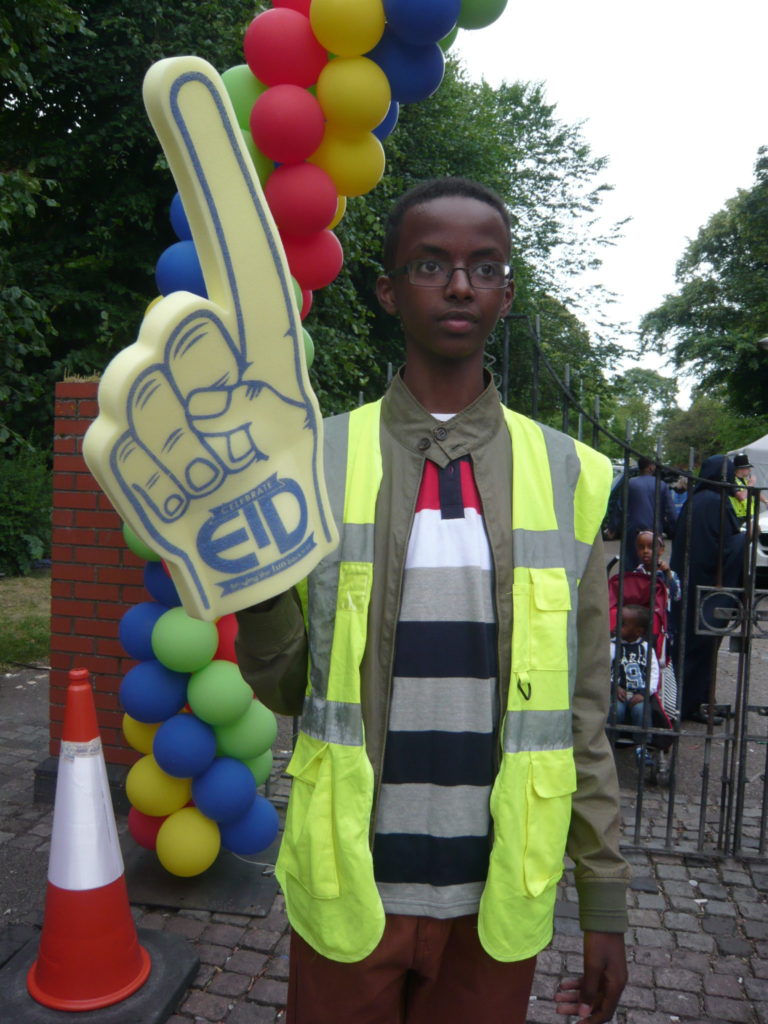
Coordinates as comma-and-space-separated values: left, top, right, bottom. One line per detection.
50, 380, 145, 768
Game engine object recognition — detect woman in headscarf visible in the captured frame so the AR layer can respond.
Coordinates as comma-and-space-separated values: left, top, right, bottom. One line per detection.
670, 455, 746, 722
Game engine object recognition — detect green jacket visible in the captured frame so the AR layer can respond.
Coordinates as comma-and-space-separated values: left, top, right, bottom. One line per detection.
236, 373, 629, 948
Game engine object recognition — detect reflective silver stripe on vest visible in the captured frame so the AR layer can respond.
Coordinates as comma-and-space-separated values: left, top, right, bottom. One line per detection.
301, 693, 364, 746
305, 412, 376, 702
502, 707, 573, 753
510, 528, 592, 572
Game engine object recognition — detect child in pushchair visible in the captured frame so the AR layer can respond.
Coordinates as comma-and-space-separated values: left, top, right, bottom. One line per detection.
609, 566, 679, 784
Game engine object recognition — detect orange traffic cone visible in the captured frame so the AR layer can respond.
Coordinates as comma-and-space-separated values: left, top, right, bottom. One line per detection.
27, 668, 151, 1010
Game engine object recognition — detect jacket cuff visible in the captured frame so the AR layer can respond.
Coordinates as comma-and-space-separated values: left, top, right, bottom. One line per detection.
576, 880, 629, 933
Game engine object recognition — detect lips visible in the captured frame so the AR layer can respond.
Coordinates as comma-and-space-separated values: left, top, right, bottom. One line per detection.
439, 310, 478, 329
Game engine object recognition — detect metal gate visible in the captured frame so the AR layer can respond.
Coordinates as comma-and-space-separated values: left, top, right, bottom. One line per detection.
490, 318, 768, 861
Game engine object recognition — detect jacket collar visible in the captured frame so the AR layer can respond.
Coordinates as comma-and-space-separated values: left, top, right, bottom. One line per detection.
380, 367, 506, 469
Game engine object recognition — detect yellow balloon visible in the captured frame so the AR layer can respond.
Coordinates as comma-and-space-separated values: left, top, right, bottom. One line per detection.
310, 129, 385, 198
126, 754, 192, 817
156, 807, 221, 877
328, 194, 347, 230
144, 295, 162, 317
317, 57, 391, 133
122, 714, 161, 755
310, 0, 385, 57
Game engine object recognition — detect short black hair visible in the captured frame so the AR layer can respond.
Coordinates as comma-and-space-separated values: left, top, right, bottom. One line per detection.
382, 177, 512, 270
624, 603, 651, 631
637, 456, 655, 473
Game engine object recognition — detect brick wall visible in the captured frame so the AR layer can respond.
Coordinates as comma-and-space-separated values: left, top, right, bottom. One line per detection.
51, 381, 144, 767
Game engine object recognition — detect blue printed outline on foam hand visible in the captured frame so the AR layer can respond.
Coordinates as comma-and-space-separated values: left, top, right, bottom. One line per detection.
170, 70, 334, 544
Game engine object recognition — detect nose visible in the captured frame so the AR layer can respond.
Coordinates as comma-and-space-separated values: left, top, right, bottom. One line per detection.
444, 265, 474, 299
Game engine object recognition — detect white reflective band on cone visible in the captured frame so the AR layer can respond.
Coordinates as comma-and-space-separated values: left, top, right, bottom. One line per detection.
48, 740, 124, 890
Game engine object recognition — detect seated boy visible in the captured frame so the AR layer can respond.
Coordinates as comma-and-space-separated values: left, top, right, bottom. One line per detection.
236, 177, 629, 1024
611, 602, 661, 761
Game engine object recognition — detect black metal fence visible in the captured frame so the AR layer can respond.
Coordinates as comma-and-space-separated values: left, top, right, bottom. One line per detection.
493, 323, 768, 860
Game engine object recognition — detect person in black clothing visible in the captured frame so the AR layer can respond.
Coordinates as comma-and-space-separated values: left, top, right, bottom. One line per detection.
670, 454, 746, 722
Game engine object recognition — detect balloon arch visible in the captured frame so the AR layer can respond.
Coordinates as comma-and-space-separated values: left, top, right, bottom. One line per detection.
120, 0, 508, 877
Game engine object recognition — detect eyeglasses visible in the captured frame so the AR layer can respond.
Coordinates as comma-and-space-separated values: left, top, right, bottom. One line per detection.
388, 259, 513, 290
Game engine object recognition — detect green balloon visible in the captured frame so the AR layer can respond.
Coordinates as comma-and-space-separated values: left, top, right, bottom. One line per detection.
244, 749, 273, 787
151, 607, 218, 674
242, 130, 274, 186
221, 64, 268, 129
187, 660, 254, 726
122, 522, 161, 562
457, 0, 508, 30
438, 25, 459, 51
303, 327, 315, 369
215, 699, 277, 761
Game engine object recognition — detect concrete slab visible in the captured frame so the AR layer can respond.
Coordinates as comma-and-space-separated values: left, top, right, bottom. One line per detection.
123, 842, 280, 917
0, 928, 198, 1023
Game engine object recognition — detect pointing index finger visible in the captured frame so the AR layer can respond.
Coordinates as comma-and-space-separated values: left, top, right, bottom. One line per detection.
143, 57, 299, 374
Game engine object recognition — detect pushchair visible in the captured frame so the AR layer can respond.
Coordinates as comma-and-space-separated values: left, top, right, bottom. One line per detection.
608, 570, 679, 784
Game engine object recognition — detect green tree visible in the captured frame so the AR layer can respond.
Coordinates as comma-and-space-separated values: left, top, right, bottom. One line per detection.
659, 393, 768, 468
3, 15, 623, 446
1, 1, 262, 452
598, 367, 679, 458
640, 147, 768, 419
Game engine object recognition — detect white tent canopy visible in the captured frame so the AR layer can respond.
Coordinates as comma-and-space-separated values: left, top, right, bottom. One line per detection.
729, 434, 768, 489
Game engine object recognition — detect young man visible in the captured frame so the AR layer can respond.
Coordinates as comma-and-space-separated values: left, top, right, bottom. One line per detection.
236, 178, 629, 1023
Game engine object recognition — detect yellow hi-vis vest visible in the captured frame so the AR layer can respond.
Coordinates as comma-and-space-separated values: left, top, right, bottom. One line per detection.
276, 400, 612, 963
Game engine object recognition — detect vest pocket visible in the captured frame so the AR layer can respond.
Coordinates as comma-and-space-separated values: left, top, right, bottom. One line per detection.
529, 568, 571, 672
281, 740, 340, 899
522, 749, 576, 897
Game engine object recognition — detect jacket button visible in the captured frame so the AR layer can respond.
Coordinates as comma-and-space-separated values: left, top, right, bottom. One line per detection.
434, 426, 448, 441
417, 437, 431, 451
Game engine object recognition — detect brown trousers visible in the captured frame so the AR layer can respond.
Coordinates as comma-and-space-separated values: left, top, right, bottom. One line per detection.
286, 914, 536, 1024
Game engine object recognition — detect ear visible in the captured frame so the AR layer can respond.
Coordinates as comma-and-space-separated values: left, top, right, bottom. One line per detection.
376, 273, 398, 316
499, 280, 515, 320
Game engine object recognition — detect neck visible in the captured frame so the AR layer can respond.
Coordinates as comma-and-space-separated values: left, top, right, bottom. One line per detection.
401, 357, 487, 414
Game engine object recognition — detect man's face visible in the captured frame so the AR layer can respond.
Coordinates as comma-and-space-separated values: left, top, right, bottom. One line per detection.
376, 196, 514, 367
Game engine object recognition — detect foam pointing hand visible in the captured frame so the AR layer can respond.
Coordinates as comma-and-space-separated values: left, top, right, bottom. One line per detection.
83, 57, 338, 620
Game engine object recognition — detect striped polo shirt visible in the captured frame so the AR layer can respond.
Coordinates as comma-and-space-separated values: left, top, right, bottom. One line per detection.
372, 449, 497, 918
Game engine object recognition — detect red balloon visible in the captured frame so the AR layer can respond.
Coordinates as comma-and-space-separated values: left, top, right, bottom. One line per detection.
244, 9, 327, 88
215, 614, 238, 663
265, 163, 338, 237
250, 86, 325, 164
128, 806, 167, 850
273, 0, 312, 12
282, 230, 344, 291
300, 289, 313, 320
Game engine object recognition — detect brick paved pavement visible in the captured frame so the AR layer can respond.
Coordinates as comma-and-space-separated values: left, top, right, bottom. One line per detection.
2, 667, 767, 1023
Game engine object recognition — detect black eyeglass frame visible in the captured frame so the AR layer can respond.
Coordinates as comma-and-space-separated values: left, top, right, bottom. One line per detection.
386, 259, 515, 290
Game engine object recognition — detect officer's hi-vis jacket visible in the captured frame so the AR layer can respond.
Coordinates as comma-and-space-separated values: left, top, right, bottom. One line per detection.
236, 371, 630, 963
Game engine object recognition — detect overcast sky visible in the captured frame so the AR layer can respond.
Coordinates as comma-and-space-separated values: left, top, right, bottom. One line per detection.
454, 0, 767, 403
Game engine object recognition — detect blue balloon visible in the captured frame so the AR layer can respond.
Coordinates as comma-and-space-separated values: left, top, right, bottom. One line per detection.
169, 192, 192, 241
367, 30, 445, 104
384, 0, 460, 46
153, 713, 217, 778
155, 241, 207, 298
118, 601, 169, 661
119, 659, 189, 723
219, 794, 280, 855
192, 757, 257, 824
143, 561, 181, 607
373, 100, 400, 141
